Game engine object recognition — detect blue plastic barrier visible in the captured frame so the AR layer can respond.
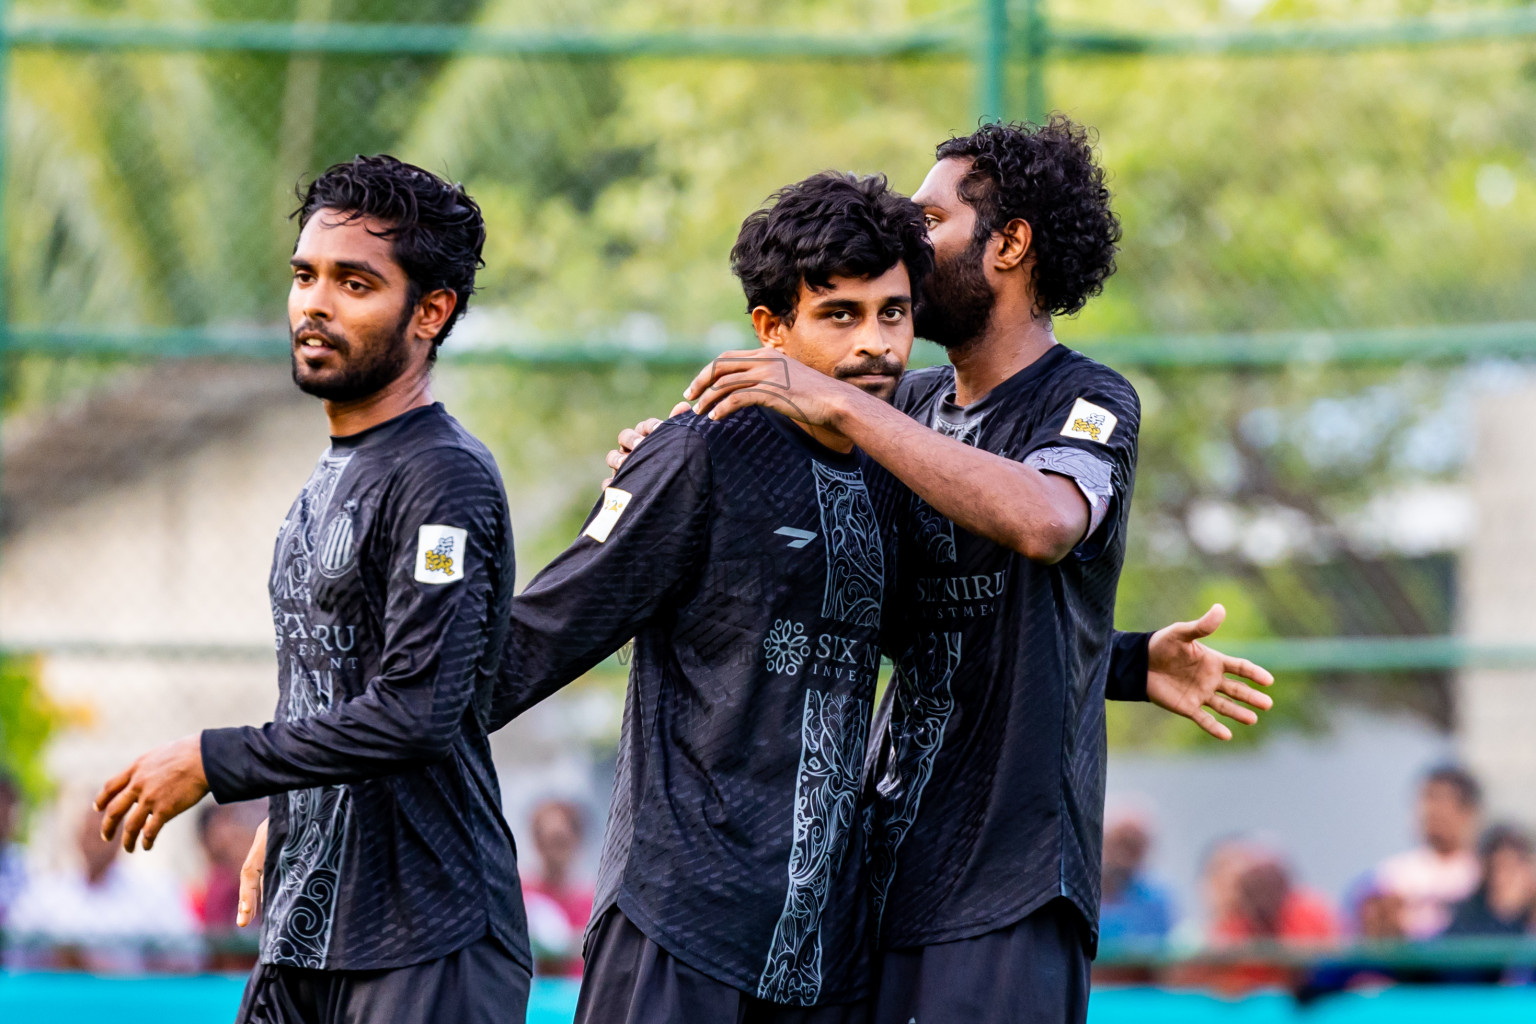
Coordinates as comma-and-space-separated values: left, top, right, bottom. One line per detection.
3, 974, 1535, 1022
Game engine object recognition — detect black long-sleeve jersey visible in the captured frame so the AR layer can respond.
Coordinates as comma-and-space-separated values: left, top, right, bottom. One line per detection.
493, 408, 904, 1006
201, 404, 528, 973
868, 347, 1140, 952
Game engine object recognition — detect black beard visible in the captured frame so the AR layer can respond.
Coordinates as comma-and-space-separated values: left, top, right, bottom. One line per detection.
915, 234, 995, 350
290, 312, 414, 403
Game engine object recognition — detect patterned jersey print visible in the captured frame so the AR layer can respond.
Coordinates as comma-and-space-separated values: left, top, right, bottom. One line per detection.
201, 404, 527, 973
496, 408, 904, 1005
869, 348, 1140, 952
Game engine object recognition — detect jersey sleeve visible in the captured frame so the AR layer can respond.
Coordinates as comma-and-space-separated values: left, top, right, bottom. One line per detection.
1012, 368, 1140, 560
487, 419, 713, 729
1105, 629, 1152, 701
201, 447, 508, 802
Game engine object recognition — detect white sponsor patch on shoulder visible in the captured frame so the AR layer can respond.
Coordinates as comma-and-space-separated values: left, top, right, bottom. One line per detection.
583, 487, 633, 544
1060, 397, 1118, 445
415, 524, 468, 584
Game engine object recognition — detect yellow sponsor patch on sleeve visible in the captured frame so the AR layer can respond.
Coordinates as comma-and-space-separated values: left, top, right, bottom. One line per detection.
583, 487, 633, 543
1060, 397, 1118, 445
415, 524, 468, 584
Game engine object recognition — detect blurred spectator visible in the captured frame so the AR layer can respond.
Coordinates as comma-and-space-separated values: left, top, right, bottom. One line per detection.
5, 803, 200, 972
1446, 825, 1536, 938
521, 798, 594, 977
0, 773, 24, 926
1099, 814, 1175, 943
1374, 764, 1482, 939
189, 800, 266, 968
1175, 839, 1337, 995
1355, 888, 1408, 941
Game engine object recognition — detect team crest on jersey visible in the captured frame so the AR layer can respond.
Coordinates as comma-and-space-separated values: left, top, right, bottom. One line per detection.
1060, 397, 1118, 444
317, 500, 358, 577
415, 524, 468, 584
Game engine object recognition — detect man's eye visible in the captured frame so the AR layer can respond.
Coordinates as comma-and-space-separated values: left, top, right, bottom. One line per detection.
830, 311, 854, 322
293, 271, 313, 284
343, 280, 367, 293
883, 308, 907, 321
924, 215, 939, 230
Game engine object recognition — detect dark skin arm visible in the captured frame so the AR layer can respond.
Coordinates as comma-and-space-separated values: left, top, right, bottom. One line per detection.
685, 352, 1089, 562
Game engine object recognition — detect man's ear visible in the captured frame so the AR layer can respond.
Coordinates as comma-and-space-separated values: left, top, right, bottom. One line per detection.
993, 218, 1033, 272
751, 306, 790, 350
414, 288, 459, 344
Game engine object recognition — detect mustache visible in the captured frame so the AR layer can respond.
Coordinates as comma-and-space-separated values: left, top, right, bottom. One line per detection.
291, 319, 349, 353
834, 356, 904, 380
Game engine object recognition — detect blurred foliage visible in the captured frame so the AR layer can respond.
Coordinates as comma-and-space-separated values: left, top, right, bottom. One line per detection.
5, 0, 1533, 742
0, 655, 62, 809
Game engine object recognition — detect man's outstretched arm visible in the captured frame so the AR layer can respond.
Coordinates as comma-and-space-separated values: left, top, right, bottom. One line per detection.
488, 418, 713, 731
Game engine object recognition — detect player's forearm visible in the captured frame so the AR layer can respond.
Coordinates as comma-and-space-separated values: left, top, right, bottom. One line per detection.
201, 670, 473, 801
829, 387, 1086, 562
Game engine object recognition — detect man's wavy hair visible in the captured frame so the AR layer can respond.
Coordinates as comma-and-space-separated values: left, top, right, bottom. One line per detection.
936, 117, 1120, 318
295, 154, 486, 347
731, 172, 934, 323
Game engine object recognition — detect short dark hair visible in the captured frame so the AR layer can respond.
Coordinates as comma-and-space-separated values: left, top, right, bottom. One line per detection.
1424, 764, 1482, 809
935, 117, 1120, 318
731, 172, 934, 324
295, 154, 486, 346
1480, 823, 1533, 862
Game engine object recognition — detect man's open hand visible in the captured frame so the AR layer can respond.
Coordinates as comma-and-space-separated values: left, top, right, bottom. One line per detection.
604, 401, 691, 483
1146, 604, 1275, 741
238, 818, 268, 928
94, 734, 210, 853
684, 350, 852, 427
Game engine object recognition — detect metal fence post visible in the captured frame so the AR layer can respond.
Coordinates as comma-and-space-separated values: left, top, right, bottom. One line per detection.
977, 0, 1009, 123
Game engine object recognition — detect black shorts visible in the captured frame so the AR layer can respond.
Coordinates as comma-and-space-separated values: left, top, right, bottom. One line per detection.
235, 932, 531, 1024
872, 898, 1091, 1024
574, 907, 868, 1024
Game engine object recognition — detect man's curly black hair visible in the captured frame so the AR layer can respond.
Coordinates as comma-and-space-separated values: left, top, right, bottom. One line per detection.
295, 154, 486, 347
731, 172, 934, 323
936, 116, 1120, 318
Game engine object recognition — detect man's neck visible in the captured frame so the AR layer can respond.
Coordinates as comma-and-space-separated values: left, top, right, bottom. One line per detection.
324, 372, 434, 437
947, 311, 1057, 408
793, 419, 855, 454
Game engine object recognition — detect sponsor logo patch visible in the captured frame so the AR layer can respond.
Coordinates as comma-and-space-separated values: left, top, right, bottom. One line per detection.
415, 524, 468, 584
583, 487, 633, 543
1060, 397, 1118, 444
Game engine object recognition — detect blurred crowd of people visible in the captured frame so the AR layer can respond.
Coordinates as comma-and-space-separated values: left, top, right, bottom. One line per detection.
1098, 764, 1536, 993
0, 776, 269, 973
0, 780, 596, 979
4, 765, 1534, 992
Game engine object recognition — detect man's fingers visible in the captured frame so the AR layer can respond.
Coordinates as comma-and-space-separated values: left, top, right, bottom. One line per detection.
691, 370, 771, 417
668, 401, 692, 418
94, 769, 131, 813
1221, 653, 1275, 688
100, 784, 140, 841
685, 350, 759, 400
119, 800, 152, 853
142, 810, 166, 851
1190, 707, 1234, 741
1168, 603, 1226, 644
605, 449, 625, 473
1207, 694, 1259, 726
238, 820, 267, 928
616, 426, 649, 451
1218, 676, 1274, 711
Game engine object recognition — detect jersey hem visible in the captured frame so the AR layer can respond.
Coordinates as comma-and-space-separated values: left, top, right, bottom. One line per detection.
877, 885, 1096, 953
615, 888, 871, 1008
260, 913, 531, 974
